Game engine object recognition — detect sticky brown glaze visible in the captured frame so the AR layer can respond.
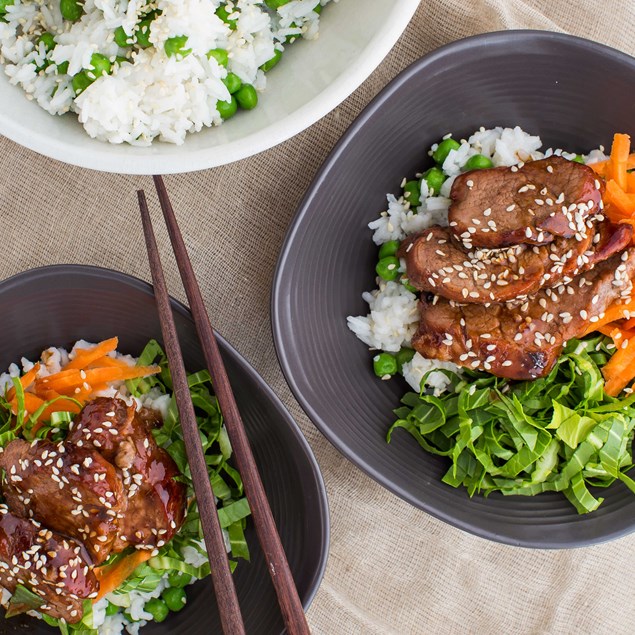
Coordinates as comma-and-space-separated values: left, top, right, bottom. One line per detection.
67, 397, 186, 552
0, 439, 126, 565
399, 220, 632, 304
412, 249, 635, 380
448, 156, 604, 248
0, 504, 98, 623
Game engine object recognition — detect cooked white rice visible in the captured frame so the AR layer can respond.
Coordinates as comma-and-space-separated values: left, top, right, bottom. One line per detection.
0, 0, 334, 145
347, 126, 608, 395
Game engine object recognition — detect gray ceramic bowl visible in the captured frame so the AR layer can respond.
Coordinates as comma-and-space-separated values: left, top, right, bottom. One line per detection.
272, 31, 635, 548
0, 265, 328, 634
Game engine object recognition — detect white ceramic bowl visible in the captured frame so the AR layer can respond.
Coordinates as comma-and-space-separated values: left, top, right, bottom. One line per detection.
0, 0, 419, 174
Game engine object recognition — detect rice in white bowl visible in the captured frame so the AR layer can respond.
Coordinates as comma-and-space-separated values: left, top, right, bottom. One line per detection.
347, 125, 608, 395
0, 0, 335, 145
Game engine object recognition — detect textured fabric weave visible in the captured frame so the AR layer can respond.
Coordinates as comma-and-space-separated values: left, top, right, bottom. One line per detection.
2, 2, 635, 633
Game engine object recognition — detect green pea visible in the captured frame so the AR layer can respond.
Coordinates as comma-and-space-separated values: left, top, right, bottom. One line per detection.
260, 48, 282, 72
56, 61, 69, 74
378, 240, 400, 259
164, 35, 191, 58
464, 154, 493, 171
572, 154, 585, 164
403, 180, 421, 207
72, 70, 93, 94
167, 571, 192, 588
60, 0, 83, 22
206, 48, 228, 66
162, 586, 187, 612
105, 603, 120, 616
376, 256, 400, 281
432, 137, 460, 165
400, 277, 418, 294
422, 166, 446, 195
265, 0, 291, 8
114, 26, 132, 47
222, 72, 242, 94
395, 347, 416, 371
373, 353, 397, 378
88, 52, 111, 78
37, 32, 56, 51
216, 96, 238, 120
136, 18, 153, 48
144, 598, 169, 623
236, 84, 258, 110
216, 6, 237, 30
0, 0, 14, 15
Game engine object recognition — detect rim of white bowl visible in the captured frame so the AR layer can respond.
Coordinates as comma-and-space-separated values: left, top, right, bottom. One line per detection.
0, 0, 420, 174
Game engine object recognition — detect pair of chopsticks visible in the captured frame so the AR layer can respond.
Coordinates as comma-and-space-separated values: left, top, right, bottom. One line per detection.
137, 177, 310, 635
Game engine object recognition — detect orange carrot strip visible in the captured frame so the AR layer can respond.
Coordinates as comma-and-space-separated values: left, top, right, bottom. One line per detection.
5, 363, 41, 401
88, 355, 135, 370
590, 160, 608, 176
622, 317, 635, 330
35, 365, 159, 395
603, 335, 635, 396
64, 338, 119, 370
605, 179, 635, 217
94, 551, 153, 601
610, 133, 631, 192
9, 392, 45, 417
628, 172, 635, 194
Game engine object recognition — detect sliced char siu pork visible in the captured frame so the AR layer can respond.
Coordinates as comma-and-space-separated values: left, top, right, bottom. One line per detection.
0, 505, 98, 623
398, 221, 632, 304
66, 397, 186, 551
0, 506, 97, 622
0, 439, 126, 565
411, 249, 635, 380
448, 156, 604, 248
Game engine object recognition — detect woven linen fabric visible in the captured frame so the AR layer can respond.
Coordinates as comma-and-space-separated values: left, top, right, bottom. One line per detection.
2, 1, 635, 633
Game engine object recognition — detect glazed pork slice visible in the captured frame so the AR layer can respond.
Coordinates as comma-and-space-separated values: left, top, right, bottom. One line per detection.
0, 504, 98, 624
398, 221, 632, 304
66, 397, 186, 551
0, 439, 126, 565
448, 156, 604, 249
412, 249, 635, 380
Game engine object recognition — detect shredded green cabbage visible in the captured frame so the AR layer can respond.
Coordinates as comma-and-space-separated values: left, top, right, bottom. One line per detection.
389, 336, 635, 514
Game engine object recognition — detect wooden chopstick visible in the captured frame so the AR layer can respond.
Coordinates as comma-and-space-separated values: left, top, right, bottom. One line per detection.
152, 175, 311, 635
137, 190, 246, 635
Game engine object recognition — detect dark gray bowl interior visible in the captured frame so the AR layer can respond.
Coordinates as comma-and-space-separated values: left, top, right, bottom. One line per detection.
272, 30, 635, 548
0, 265, 328, 634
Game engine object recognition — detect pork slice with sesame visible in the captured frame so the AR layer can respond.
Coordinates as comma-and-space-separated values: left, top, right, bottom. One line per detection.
0, 505, 98, 622
398, 224, 595, 304
0, 439, 126, 565
0, 504, 98, 623
449, 156, 604, 249
67, 397, 186, 552
412, 249, 635, 380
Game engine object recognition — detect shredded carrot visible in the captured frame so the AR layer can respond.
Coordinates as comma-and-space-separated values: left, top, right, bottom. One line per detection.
605, 179, 635, 217
88, 355, 136, 370
64, 337, 119, 370
5, 362, 41, 401
603, 333, 635, 396
94, 550, 153, 601
622, 317, 635, 330
35, 365, 159, 396
610, 133, 631, 191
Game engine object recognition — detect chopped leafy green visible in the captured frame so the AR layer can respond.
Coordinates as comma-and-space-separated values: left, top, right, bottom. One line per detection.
5, 584, 44, 617
389, 336, 635, 514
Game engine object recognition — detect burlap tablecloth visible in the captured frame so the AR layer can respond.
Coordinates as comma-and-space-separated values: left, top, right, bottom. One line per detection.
2, 1, 635, 633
